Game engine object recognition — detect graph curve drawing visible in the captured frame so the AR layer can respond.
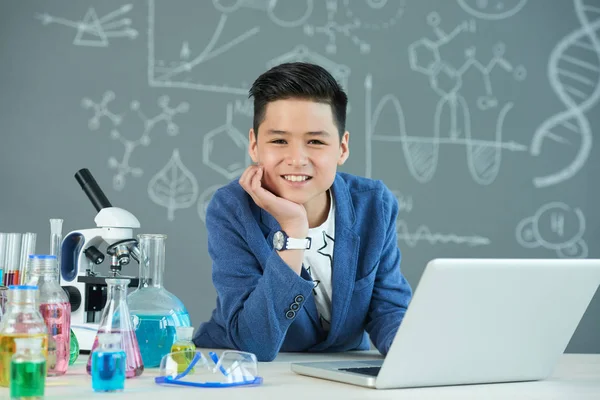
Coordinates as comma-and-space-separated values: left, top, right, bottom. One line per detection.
530, 0, 600, 188
397, 220, 491, 248
148, 0, 260, 94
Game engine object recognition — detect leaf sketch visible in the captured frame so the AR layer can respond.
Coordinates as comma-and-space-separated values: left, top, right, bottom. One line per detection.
148, 148, 199, 221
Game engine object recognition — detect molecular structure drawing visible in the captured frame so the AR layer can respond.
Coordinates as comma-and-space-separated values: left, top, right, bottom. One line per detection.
404, 12, 527, 185
303, 0, 406, 54
516, 202, 588, 258
212, 0, 406, 54
36, 4, 138, 47
81, 92, 189, 191
203, 103, 251, 180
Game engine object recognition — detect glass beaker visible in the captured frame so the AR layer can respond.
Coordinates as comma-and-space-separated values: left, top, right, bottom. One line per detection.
86, 278, 143, 378
128, 234, 191, 368
27, 255, 71, 376
0, 285, 48, 387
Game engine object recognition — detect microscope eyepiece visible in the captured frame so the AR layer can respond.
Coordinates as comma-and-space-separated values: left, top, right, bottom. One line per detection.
75, 168, 112, 212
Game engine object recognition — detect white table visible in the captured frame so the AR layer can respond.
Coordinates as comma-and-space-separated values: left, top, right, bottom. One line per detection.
2, 351, 600, 399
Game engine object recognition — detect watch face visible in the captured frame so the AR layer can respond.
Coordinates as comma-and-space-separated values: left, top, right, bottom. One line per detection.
273, 231, 285, 250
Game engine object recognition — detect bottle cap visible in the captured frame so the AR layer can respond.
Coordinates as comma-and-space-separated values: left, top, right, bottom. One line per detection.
8, 285, 38, 291
14, 337, 43, 352
176, 326, 194, 341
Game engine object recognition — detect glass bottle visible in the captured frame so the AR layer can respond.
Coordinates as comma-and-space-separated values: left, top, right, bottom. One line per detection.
27, 254, 70, 376
91, 332, 126, 392
170, 326, 196, 373
86, 278, 143, 378
10, 337, 46, 399
128, 234, 191, 368
47, 219, 80, 365
0, 285, 48, 387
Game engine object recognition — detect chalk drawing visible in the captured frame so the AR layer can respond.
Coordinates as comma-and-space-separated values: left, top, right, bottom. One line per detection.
148, 149, 199, 222
82, 92, 189, 190
36, 4, 137, 47
530, 0, 599, 188
516, 202, 588, 258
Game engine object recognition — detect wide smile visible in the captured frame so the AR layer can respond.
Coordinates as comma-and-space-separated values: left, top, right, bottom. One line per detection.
281, 174, 313, 187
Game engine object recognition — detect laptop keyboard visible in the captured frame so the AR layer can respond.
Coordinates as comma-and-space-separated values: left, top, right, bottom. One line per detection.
338, 366, 381, 376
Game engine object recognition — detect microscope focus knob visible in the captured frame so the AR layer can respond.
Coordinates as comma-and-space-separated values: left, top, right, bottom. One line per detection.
62, 286, 82, 313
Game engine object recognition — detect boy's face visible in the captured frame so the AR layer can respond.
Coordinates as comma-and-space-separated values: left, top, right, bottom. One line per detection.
249, 99, 349, 207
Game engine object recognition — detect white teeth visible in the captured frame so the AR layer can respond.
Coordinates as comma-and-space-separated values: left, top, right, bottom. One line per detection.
284, 175, 309, 182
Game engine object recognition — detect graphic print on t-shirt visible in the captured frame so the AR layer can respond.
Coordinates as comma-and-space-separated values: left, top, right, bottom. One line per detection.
318, 231, 334, 265
305, 230, 335, 331
303, 190, 336, 331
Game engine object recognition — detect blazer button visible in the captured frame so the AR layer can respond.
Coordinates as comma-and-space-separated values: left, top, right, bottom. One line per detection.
290, 302, 299, 311
294, 295, 304, 303
285, 310, 296, 319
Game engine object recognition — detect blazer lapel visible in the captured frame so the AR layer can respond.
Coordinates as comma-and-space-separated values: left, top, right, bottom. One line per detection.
324, 175, 359, 345
310, 175, 359, 351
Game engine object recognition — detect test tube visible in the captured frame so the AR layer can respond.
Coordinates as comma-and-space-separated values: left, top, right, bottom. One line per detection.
19, 233, 37, 285
50, 219, 63, 282
0, 233, 7, 285
4, 233, 22, 286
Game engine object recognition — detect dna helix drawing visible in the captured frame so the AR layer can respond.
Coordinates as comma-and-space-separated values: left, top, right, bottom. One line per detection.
530, 0, 600, 188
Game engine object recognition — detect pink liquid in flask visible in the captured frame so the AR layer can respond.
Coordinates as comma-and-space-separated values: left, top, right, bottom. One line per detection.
86, 330, 144, 378
39, 301, 71, 376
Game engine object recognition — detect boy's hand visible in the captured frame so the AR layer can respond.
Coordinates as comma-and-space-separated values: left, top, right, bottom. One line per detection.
239, 164, 309, 236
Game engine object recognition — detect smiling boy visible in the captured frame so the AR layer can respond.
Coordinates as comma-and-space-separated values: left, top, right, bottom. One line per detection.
193, 62, 413, 361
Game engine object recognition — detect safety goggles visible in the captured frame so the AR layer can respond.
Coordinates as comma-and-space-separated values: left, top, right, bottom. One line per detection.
154, 350, 263, 388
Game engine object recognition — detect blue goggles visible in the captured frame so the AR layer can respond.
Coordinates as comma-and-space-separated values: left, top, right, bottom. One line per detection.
154, 350, 263, 388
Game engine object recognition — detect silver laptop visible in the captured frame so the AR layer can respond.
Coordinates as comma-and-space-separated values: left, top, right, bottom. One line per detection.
291, 258, 600, 389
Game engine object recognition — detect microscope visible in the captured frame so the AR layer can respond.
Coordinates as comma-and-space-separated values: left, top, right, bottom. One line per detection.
60, 169, 140, 351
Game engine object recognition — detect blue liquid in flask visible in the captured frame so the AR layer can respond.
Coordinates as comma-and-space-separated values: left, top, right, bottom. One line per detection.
134, 312, 190, 368
92, 350, 126, 392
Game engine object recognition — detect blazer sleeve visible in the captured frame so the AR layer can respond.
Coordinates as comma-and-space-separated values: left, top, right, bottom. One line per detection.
364, 185, 413, 355
205, 188, 315, 361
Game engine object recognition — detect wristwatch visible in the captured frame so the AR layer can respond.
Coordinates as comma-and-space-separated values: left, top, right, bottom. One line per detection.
273, 230, 311, 251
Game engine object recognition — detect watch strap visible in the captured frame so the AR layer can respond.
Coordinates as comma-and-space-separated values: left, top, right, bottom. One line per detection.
286, 236, 312, 250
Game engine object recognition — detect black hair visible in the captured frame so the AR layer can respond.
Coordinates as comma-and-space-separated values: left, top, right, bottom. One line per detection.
248, 62, 348, 138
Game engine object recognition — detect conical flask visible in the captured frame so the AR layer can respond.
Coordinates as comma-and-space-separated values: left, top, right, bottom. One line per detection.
128, 234, 191, 368
86, 278, 143, 378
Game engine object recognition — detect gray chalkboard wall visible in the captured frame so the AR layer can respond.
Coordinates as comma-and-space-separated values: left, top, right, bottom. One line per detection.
1, 0, 599, 352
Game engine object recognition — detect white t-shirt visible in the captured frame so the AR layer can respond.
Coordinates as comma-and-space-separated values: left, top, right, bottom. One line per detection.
303, 190, 335, 331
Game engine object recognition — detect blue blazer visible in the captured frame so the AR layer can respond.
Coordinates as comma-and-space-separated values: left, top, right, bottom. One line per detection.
193, 172, 413, 361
